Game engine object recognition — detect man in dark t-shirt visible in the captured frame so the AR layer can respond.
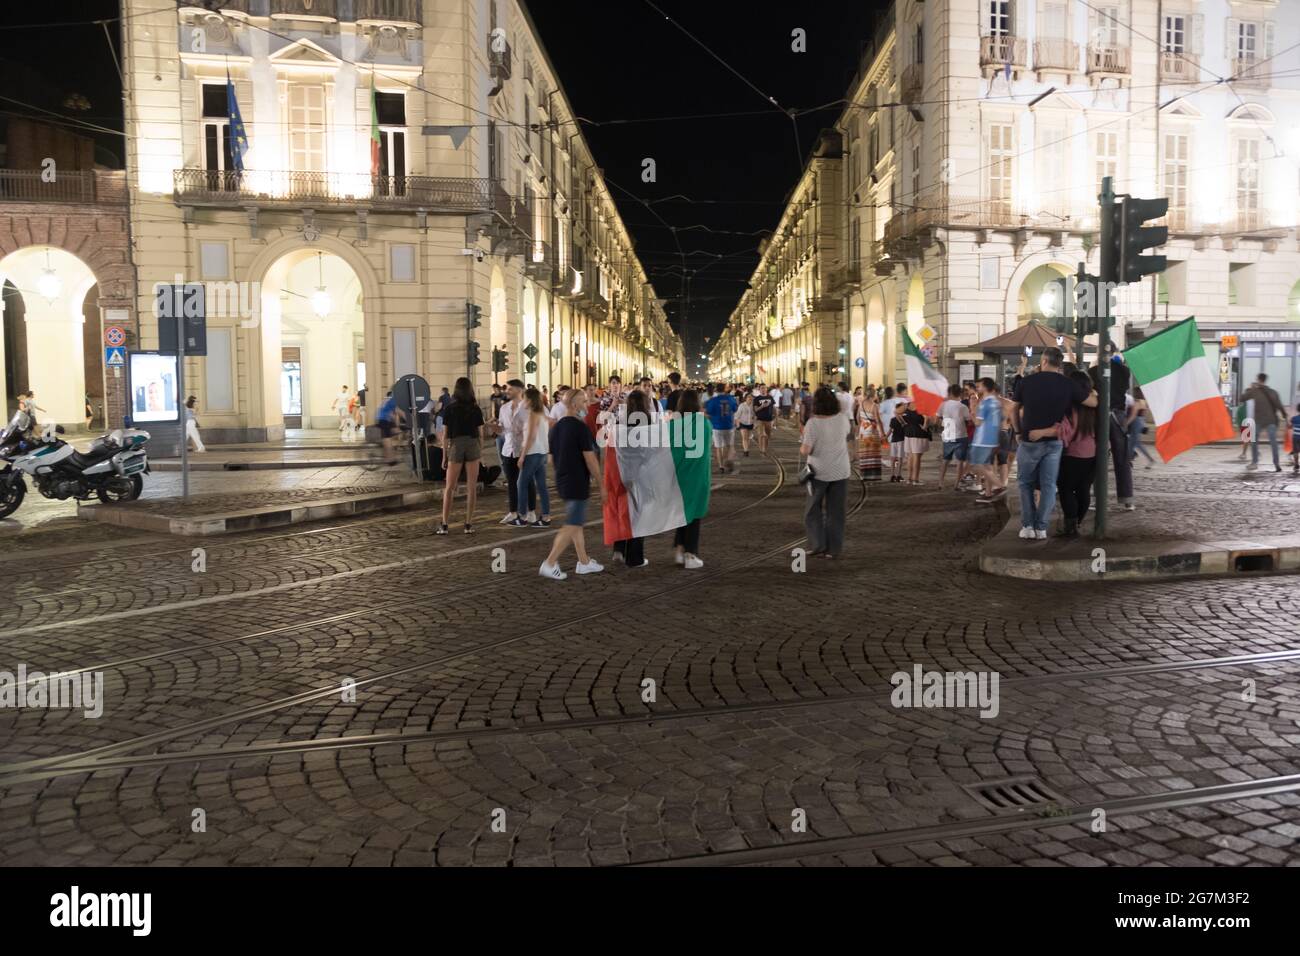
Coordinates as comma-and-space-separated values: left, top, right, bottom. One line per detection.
541, 388, 603, 580
1009, 347, 1096, 539
664, 372, 683, 414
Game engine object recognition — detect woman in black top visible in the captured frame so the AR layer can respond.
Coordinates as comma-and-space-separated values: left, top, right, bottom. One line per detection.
437, 377, 485, 535
901, 401, 930, 485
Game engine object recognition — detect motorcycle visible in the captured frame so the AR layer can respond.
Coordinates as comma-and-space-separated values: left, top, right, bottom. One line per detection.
0, 415, 151, 518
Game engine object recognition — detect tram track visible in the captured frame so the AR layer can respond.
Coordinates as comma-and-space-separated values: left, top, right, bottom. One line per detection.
0, 452, 808, 777
1, 639, 1292, 786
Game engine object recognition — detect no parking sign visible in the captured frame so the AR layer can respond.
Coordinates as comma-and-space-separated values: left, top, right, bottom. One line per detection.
104, 325, 126, 348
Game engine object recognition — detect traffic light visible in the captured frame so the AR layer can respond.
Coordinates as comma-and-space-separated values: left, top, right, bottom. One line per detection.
1040, 276, 1072, 334
492, 347, 508, 373
468, 341, 481, 366
1102, 196, 1168, 285
1119, 196, 1169, 284
466, 302, 482, 329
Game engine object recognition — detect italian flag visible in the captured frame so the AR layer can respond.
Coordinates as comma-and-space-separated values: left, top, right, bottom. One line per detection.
602, 416, 712, 545
902, 331, 947, 416
1122, 318, 1235, 462
369, 75, 381, 178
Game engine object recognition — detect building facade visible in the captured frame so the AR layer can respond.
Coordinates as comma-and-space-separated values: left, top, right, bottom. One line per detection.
715, 0, 1300, 404
119, 0, 680, 442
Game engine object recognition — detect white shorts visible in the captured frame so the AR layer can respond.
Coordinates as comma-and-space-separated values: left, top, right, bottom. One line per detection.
712, 429, 735, 448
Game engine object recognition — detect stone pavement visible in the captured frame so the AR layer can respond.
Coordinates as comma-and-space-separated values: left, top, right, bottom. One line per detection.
0, 423, 1297, 867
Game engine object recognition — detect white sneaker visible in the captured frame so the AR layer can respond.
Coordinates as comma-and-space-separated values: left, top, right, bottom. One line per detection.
1018, 527, 1035, 539
538, 561, 567, 580
576, 559, 604, 575
674, 551, 685, 565
500, 512, 518, 525
683, 555, 704, 570
525, 511, 538, 523
1034, 530, 1047, 540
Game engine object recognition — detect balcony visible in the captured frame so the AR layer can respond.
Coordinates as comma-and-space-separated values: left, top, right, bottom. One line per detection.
1034, 38, 1079, 75
1086, 44, 1130, 80
0, 168, 100, 204
174, 168, 520, 217
900, 64, 923, 105
525, 240, 553, 282
1225, 209, 1284, 237
489, 34, 512, 81
979, 35, 1026, 77
1159, 50, 1200, 82
355, 0, 421, 26
1231, 55, 1271, 88
269, 0, 339, 21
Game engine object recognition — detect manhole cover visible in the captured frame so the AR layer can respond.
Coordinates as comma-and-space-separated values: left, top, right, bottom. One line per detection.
964, 777, 1066, 813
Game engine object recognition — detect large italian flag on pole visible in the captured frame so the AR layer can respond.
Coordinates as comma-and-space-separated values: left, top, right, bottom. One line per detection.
1122, 317, 1234, 462
902, 331, 948, 416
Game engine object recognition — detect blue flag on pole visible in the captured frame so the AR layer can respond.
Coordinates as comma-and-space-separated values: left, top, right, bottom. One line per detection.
226, 71, 249, 172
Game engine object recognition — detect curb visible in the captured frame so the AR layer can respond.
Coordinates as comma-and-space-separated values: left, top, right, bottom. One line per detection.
78, 488, 440, 536
980, 524, 1300, 581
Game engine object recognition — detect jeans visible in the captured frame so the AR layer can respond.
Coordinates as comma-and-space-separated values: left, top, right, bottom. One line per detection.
1057, 454, 1095, 524
501, 454, 535, 514
1127, 419, 1155, 464
614, 538, 646, 566
804, 478, 847, 555
674, 518, 701, 555
1016, 439, 1063, 531
1252, 422, 1280, 468
517, 453, 550, 517
1108, 411, 1133, 502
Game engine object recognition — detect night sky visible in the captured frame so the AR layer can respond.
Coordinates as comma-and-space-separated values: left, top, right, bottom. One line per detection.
0, 1, 894, 351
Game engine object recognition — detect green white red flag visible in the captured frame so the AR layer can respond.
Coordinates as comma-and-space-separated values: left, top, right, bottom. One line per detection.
902, 331, 947, 416
1122, 318, 1234, 462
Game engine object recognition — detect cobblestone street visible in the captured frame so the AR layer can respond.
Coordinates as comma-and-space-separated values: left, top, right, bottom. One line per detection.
2, 425, 1298, 867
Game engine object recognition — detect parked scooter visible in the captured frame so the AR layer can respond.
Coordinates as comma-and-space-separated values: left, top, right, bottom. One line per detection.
0, 417, 151, 518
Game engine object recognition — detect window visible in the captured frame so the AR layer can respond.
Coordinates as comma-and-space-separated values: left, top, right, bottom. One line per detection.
375, 92, 406, 196
288, 84, 326, 173
1236, 137, 1260, 228
850, 216, 861, 266
1094, 130, 1119, 194
911, 143, 921, 206
986, 0, 1012, 37
1236, 20, 1258, 60
987, 122, 1014, 213
915, 23, 924, 64
1162, 131, 1189, 229
200, 241, 229, 279
201, 83, 235, 189
488, 120, 503, 181
390, 243, 416, 282
1094, 5, 1122, 46
1163, 14, 1186, 53
1036, 120, 1066, 213
869, 122, 879, 171
1041, 1, 1068, 40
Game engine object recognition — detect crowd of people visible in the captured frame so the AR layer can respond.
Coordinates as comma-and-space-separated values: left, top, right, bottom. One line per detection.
367, 353, 1300, 566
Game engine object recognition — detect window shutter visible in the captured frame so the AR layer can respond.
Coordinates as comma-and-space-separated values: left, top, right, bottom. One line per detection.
1225, 18, 1238, 61
1263, 21, 1275, 59
1190, 14, 1203, 56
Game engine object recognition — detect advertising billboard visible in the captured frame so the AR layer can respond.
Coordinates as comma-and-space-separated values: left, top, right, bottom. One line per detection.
128, 351, 179, 423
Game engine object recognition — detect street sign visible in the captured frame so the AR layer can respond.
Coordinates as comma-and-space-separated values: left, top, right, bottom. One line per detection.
1220, 334, 1239, 349
104, 346, 126, 367
917, 324, 937, 343
854, 357, 865, 368
525, 360, 537, 373
104, 325, 126, 348
155, 283, 207, 356
523, 343, 538, 359
550, 348, 561, 360
390, 373, 431, 415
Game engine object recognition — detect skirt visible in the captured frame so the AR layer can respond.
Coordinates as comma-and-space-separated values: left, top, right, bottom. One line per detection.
904, 437, 929, 455
857, 422, 883, 479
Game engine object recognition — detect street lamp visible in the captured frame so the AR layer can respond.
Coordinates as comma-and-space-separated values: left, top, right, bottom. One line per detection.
37, 250, 61, 302
311, 252, 331, 317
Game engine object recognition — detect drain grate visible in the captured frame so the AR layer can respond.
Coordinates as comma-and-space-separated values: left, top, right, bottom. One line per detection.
964, 777, 1066, 813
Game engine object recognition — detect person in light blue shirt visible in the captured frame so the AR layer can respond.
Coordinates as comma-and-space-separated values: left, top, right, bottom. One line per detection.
970, 377, 1005, 501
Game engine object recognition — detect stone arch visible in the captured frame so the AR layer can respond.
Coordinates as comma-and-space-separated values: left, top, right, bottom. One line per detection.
1003, 252, 1075, 332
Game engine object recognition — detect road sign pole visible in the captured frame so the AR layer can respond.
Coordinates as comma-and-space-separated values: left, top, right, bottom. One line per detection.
1093, 177, 1115, 540
177, 313, 189, 501
407, 376, 421, 481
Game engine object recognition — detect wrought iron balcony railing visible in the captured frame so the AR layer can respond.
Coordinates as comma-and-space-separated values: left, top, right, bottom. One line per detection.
354, 0, 421, 25
269, 0, 339, 20
174, 168, 520, 218
1034, 38, 1079, 73
0, 168, 99, 204
1086, 44, 1130, 75
1159, 50, 1201, 81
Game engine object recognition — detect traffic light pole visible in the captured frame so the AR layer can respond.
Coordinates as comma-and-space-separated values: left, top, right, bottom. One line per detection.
1093, 176, 1115, 541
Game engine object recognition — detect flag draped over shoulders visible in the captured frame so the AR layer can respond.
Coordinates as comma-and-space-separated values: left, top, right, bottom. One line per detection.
671, 413, 712, 524
602, 422, 685, 545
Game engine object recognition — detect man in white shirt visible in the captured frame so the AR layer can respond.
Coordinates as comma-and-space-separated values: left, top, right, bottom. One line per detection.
496, 379, 536, 524
548, 386, 570, 422
835, 382, 854, 418
937, 384, 973, 490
